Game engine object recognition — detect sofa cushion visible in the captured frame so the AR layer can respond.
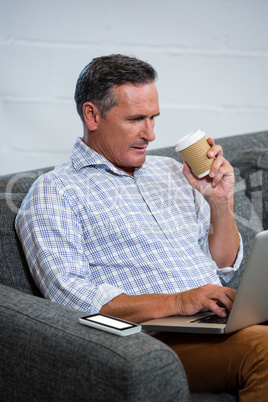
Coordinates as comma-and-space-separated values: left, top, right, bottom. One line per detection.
0, 166, 53, 193
0, 193, 42, 296
232, 148, 268, 170
227, 149, 268, 289
0, 167, 53, 295
233, 149, 268, 229
233, 148, 268, 231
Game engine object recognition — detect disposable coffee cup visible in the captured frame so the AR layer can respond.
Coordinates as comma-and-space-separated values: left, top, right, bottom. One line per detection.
175, 129, 214, 178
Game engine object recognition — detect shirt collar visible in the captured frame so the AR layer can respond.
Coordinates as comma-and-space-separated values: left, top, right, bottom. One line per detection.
71, 137, 147, 177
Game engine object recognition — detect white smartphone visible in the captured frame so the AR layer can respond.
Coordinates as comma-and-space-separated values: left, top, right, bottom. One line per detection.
79, 313, 142, 336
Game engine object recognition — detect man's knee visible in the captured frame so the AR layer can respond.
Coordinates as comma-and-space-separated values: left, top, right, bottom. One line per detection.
230, 325, 268, 351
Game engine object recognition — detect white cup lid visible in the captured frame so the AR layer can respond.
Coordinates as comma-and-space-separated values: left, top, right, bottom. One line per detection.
175, 129, 206, 152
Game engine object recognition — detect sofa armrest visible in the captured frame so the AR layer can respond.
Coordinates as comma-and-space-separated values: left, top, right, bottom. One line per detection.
0, 284, 189, 401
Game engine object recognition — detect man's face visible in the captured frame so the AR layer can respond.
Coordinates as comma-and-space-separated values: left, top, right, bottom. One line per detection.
87, 82, 160, 175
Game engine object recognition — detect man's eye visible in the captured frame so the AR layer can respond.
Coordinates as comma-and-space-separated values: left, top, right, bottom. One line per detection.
130, 117, 143, 122
128, 115, 158, 122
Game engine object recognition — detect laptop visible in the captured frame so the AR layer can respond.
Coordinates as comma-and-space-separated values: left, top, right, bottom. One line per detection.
141, 230, 268, 334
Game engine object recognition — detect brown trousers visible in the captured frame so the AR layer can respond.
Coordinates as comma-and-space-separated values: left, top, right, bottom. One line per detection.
155, 325, 268, 401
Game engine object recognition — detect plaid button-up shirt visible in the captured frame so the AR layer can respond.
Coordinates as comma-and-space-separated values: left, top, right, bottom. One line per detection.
15, 138, 243, 314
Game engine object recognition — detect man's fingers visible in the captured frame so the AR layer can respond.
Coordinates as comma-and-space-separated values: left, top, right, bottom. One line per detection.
207, 138, 223, 158
209, 287, 237, 315
176, 285, 237, 317
205, 300, 227, 317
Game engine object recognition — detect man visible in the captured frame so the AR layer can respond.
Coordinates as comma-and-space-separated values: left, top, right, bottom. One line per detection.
16, 54, 268, 400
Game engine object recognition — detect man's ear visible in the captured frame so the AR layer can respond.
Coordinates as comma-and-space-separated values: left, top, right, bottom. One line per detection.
83, 102, 100, 131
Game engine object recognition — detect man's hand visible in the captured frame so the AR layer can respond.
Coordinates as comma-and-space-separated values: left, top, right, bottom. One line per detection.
182, 137, 235, 203
101, 284, 237, 323
175, 284, 237, 318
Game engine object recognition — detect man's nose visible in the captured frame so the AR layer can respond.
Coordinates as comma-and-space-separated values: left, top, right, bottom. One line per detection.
141, 118, 156, 142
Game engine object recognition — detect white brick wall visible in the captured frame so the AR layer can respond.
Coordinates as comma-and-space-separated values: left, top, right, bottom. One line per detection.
1, 0, 268, 174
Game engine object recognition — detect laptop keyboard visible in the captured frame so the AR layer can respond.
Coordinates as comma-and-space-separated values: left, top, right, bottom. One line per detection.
190, 314, 229, 325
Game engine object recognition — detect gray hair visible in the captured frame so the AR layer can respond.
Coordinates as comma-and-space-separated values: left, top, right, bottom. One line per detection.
74, 54, 158, 121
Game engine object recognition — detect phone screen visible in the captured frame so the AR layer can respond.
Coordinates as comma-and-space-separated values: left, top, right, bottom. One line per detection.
85, 314, 134, 330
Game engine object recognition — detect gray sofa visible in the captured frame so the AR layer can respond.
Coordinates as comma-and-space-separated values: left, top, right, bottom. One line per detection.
1, 130, 267, 401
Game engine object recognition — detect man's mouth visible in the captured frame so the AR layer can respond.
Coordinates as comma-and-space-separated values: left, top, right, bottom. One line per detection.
131, 143, 148, 152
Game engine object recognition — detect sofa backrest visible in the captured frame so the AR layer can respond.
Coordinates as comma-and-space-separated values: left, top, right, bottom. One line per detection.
0, 167, 53, 296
